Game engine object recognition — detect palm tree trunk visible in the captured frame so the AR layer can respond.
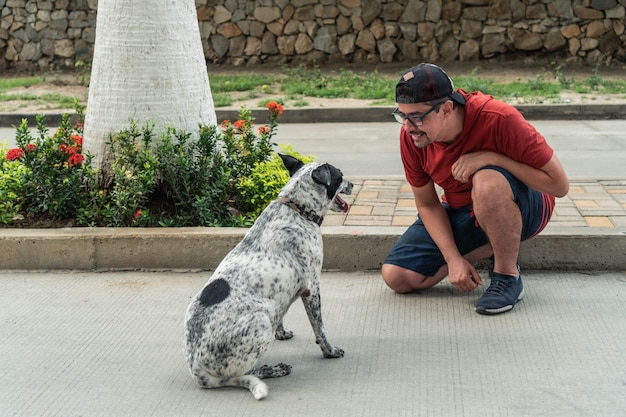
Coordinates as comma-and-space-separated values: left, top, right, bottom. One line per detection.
83, 0, 216, 185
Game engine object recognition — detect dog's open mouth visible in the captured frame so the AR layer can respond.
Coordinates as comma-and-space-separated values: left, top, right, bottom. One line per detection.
332, 195, 350, 213
331, 180, 353, 213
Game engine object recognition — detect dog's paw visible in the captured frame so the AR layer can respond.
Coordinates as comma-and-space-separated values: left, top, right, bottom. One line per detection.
275, 325, 294, 340
323, 346, 345, 359
254, 363, 292, 379
251, 382, 269, 400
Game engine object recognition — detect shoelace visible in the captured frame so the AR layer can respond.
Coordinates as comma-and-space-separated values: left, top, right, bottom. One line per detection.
484, 277, 511, 295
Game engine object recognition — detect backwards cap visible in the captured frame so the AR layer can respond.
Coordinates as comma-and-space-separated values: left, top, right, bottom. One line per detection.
395, 63, 466, 105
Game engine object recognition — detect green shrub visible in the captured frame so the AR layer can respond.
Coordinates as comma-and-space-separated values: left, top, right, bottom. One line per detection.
236, 145, 315, 218
12, 109, 95, 219
2, 100, 312, 228
0, 143, 26, 223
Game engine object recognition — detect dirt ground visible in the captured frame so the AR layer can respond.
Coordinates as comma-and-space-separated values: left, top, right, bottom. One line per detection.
1, 58, 625, 115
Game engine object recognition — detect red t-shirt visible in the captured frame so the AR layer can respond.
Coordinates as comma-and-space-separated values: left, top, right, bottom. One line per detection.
400, 90, 555, 209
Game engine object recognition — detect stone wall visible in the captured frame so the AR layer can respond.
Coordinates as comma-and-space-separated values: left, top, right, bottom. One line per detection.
1, 0, 626, 72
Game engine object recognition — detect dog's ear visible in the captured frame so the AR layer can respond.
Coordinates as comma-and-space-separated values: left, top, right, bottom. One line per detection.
312, 163, 332, 187
279, 153, 305, 177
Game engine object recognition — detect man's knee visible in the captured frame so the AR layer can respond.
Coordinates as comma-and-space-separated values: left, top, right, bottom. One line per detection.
381, 263, 413, 294
472, 170, 517, 217
472, 169, 511, 201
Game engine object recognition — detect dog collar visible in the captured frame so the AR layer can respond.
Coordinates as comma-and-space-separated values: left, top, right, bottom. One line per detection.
278, 197, 323, 226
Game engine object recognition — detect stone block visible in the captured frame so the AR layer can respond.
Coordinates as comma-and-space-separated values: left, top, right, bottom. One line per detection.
295, 32, 313, 54
254, 6, 281, 24
53, 38, 74, 57
425, 0, 442, 23
560, 24, 581, 39
355, 28, 375, 52
400, 0, 426, 24
362, 0, 382, 26
376, 36, 396, 62
544, 28, 567, 51
369, 18, 385, 39
590, 0, 618, 11
244, 36, 262, 56
261, 31, 278, 54
338, 32, 356, 55
574, 6, 604, 19
459, 38, 480, 60
586, 20, 607, 38
314, 25, 337, 54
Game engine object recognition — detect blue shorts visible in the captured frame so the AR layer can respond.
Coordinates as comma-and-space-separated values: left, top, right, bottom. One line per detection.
383, 166, 553, 277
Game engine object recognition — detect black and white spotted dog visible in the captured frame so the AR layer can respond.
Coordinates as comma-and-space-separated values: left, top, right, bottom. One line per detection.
184, 154, 353, 400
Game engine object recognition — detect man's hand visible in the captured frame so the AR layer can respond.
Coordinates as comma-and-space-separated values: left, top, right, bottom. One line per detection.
446, 255, 484, 292
451, 151, 497, 183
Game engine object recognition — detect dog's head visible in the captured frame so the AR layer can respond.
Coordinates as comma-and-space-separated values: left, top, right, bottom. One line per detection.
279, 154, 353, 214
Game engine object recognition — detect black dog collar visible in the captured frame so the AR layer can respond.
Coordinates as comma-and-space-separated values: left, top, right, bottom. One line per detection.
278, 197, 323, 226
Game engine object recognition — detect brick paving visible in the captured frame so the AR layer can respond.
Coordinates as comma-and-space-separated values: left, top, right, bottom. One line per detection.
324, 178, 626, 229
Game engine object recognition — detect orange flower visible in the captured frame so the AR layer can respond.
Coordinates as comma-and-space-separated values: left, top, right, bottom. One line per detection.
70, 134, 83, 146
220, 119, 231, 128
257, 125, 271, 135
233, 119, 245, 130
265, 101, 284, 116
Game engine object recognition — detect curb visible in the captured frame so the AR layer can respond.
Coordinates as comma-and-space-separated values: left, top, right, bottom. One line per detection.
2, 104, 626, 127
1, 226, 624, 272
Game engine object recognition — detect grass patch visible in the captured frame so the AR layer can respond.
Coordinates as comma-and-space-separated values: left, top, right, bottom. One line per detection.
4, 65, 626, 110
0, 77, 43, 92
209, 74, 276, 93
0, 92, 76, 108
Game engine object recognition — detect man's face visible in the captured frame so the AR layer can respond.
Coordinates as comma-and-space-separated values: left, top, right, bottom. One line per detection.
396, 102, 444, 148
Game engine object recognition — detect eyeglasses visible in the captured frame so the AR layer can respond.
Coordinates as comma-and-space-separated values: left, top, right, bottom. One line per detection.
391, 101, 444, 126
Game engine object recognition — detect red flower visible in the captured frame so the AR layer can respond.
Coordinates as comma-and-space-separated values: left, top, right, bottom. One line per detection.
67, 153, 85, 167
134, 209, 143, 219
266, 101, 284, 116
232, 119, 245, 130
70, 134, 83, 147
220, 119, 231, 128
59, 144, 78, 155
257, 125, 271, 135
25, 143, 37, 152
6, 148, 24, 161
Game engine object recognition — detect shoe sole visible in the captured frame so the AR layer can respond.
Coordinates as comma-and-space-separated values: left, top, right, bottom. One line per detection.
475, 288, 525, 315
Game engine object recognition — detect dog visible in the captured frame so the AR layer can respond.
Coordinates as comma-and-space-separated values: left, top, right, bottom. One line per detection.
184, 154, 353, 400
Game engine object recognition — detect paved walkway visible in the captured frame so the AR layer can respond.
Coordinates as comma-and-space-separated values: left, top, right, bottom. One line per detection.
324, 177, 626, 230
1, 269, 625, 417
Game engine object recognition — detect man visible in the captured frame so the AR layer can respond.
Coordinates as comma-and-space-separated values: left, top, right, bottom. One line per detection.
381, 63, 569, 315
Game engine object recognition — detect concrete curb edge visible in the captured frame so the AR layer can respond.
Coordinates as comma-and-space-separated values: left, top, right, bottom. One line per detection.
2, 103, 626, 127
1, 226, 624, 272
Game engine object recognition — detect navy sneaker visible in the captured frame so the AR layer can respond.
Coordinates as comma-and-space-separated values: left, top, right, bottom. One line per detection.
475, 272, 524, 315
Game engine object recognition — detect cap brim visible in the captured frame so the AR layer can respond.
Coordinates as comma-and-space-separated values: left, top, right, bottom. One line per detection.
450, 91, 466, 105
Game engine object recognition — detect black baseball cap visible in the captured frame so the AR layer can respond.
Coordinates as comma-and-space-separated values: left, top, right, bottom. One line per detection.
395, 63, 466, 105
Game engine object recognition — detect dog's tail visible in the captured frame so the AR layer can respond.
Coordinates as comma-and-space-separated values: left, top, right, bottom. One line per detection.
192, 371, 268, 400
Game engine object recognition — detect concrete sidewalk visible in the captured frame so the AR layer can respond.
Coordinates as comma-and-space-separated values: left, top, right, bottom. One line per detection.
1, 270, 624, 416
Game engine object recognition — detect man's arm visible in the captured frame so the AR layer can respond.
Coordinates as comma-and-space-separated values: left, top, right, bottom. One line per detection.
452, 152, 569, 197
412, 181, 483, 292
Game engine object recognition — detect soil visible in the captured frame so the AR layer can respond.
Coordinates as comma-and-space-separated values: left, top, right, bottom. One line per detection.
1, 58, 626, 115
